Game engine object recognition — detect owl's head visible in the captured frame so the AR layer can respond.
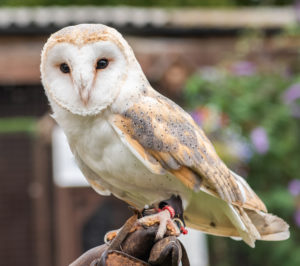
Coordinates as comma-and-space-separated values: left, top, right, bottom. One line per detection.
41, 24, 136, 116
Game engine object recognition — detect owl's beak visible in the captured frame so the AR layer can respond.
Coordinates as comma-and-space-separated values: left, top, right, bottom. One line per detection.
75, 73, 92, 106
78, 85, 90, 106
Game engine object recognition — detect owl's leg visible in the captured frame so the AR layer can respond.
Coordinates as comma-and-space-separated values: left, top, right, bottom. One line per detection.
104, 196, 187, 243
138, 195, 188, 241
138, 206, 180, 241
104, 209, 177, 243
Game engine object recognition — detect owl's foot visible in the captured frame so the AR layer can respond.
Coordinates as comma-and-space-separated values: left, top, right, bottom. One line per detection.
138, 206, 181, 241
104, 196, 188, 243
103, 209, 178, 244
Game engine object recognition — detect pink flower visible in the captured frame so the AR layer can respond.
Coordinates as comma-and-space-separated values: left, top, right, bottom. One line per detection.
283, 84, 300, 118
232, 61, 256, 76
283, 84, 300, 104
288, 179, 300, 196
294, 209, 300, 227
250, 127, 269, 154
190, 110, 203, 126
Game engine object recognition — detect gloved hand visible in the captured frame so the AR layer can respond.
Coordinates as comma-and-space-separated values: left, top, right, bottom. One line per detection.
70, 214, 190, 266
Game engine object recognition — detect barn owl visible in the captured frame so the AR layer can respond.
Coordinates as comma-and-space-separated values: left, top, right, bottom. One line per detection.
41, 24, 289, 247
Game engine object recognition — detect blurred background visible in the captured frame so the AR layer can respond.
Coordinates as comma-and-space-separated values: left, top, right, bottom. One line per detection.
0, 1, 300, 266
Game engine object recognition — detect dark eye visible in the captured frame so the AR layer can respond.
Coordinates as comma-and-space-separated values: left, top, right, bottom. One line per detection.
96, 58, 109, 69
60, 63, 70, 73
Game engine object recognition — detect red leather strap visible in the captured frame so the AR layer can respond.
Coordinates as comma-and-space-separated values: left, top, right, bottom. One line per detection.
162, 205, 175, 218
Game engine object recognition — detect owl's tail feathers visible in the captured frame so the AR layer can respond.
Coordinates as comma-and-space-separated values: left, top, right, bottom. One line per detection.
246, 209, 290, 241
228, 206, 260, 247
184, 191, 289, 248
229, 207, 290, 247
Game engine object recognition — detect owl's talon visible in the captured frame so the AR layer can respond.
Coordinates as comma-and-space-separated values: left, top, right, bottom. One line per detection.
138, 208, 180, 241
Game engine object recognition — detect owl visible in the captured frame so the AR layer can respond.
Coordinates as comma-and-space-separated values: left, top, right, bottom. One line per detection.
41, 24, 289, 247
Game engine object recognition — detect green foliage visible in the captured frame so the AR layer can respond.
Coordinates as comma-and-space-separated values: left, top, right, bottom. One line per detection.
184, 33, 300, 266
0, 117, 36, 134
0, 0, 294, 7
185, 73, 300, 187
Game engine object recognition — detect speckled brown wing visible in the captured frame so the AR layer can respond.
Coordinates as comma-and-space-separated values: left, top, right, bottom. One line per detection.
110, 93, 266, 212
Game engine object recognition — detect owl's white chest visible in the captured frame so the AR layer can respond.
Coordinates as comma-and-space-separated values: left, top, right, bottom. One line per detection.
57, 111, 188, 207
